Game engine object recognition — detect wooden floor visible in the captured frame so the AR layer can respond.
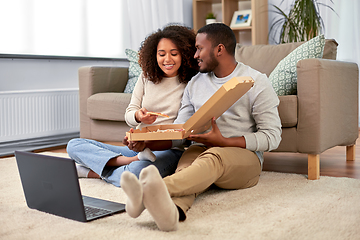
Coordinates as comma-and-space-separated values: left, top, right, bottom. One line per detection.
45, 138, 360, 180
263, 140, 360, 179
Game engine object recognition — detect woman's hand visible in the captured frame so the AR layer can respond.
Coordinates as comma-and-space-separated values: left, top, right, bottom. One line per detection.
135, 107, 157, 124
123, 128, 146, 152
122, 128, 133, 146
128, 141, 146, 152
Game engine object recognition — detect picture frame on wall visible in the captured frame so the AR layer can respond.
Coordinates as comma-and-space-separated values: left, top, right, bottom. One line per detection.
230, 10, 252, 28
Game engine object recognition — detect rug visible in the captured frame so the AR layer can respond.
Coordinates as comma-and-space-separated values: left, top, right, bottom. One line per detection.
1, 152, 360, 240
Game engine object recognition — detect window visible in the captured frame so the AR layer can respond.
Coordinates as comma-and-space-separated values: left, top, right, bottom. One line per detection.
0, 0, 129, 58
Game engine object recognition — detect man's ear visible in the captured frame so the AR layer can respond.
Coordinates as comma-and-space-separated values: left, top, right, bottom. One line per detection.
216, 44, 226, 57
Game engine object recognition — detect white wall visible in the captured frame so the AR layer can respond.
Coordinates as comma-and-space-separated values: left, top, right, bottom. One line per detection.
0, 58, 128, 92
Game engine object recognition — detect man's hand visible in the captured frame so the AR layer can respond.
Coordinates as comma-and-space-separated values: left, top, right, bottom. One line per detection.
135, 107, 157, 124
187, 117, 247, 148
187, 117, 226, 147
123, 128, 146, 152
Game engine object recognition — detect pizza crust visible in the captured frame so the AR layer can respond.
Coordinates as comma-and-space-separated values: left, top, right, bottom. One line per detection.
147, 112, 170, 118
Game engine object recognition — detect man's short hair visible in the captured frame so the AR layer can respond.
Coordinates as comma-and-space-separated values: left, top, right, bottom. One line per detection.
197, 23, 236, 56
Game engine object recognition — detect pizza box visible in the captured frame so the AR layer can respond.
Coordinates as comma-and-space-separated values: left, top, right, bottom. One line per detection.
126, 76, 254, 141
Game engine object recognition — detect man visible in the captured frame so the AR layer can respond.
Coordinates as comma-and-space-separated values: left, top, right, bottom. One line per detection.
121, 23, 282, 231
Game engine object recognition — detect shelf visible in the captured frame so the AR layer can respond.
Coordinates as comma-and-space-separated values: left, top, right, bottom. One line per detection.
231, 26, 252, 31
193, 0, 268, 45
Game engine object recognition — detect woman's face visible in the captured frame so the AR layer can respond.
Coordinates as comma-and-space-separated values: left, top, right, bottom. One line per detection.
156, 38, 182, 78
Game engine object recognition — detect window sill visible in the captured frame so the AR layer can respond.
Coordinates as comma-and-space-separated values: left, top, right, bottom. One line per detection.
0, 54, 125, 61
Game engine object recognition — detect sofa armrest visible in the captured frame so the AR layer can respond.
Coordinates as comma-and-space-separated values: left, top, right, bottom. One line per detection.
79, 66, 129, 95
78, 66, 129, 138
296, 58, 359, 154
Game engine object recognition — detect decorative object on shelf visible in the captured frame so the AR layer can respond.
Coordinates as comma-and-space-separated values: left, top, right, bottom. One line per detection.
205, 12, 217, 25
230, 9, 252, 28
269, 0, 336, 44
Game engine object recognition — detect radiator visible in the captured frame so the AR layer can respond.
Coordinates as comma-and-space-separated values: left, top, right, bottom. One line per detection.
0, 89, 79, 143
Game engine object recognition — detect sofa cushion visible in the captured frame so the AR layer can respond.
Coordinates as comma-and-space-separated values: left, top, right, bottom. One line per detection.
87, 93, 132, 121
235, 39, 338, 77
124, 49, 142, 93
269, 35, 325, 96
322, 39, 338, 60
278, 95, 298, 128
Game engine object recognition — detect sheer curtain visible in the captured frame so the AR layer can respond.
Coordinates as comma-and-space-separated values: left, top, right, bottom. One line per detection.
322, 0, 360, 67
321, 0, 360, 125
125, 0, 186, 51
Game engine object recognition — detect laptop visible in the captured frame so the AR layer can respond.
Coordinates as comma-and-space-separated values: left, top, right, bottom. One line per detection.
15, 150, 126, 222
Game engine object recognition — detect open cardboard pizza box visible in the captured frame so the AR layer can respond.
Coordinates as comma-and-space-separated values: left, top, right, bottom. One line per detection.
126, 76, 254, 141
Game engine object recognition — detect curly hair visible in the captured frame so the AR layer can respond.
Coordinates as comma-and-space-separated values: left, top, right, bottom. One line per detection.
138, 24, 199, 84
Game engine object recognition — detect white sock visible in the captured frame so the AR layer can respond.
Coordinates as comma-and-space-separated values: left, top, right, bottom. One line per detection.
140, 165, 179, 231
76, 164, 90, 178
138, 148, 156, 162
120, 171, 145, 218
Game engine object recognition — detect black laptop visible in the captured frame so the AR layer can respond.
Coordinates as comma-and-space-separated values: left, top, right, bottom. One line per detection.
15, 151, 126, 222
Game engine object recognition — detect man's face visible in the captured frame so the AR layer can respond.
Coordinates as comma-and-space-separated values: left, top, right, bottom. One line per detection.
194, 33, 219, 73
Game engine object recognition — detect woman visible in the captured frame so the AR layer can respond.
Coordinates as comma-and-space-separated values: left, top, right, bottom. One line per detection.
66, 24, 198, 187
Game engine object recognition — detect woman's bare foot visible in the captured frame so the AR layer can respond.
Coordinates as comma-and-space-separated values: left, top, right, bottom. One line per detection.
107, 155, 139, 166
87, 170, 101, 179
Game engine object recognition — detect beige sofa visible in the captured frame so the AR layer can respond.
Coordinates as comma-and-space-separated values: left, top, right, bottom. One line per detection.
78, 39, 359, 179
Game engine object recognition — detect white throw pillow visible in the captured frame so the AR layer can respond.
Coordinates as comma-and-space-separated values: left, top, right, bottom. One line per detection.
124, 49, 142, 93
269, 35, 325, 96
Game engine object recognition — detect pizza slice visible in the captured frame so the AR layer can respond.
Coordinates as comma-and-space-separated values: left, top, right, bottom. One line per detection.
147, 111, 170, 118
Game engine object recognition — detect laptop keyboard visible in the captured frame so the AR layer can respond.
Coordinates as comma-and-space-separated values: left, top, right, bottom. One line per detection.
84, 206, 112, 219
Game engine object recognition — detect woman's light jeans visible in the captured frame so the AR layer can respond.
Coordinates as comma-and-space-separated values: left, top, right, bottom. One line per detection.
66, 138, 182, 187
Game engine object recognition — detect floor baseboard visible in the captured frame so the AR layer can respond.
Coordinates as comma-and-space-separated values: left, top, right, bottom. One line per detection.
0, 132, 79, 157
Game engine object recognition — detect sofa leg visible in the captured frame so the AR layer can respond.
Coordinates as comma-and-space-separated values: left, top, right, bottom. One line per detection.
346, 145, 356, 161
308, 154, 320, 180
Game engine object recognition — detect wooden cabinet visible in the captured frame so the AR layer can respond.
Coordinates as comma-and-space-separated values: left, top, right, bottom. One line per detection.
192, 0, 268, 45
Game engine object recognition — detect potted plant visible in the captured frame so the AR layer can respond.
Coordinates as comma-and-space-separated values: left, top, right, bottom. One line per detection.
206, 12, 216, 25
269, 0, 336, 44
